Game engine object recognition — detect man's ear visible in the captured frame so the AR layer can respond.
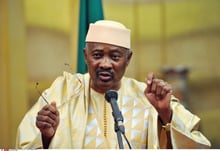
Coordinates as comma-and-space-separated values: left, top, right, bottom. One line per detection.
126, 50, 133, 66
83, 48, 88, 64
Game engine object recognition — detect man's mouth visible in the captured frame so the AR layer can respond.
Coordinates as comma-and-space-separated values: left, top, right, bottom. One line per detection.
97, 70, 114, 82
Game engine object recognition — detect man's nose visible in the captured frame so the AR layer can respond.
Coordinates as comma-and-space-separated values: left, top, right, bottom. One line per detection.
100, 57, 112, 69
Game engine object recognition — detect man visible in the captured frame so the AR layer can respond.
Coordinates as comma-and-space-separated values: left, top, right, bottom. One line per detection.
16, 20, 211, 149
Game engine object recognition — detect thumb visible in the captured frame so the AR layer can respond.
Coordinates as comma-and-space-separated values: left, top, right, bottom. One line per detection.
51, 101, 57, 108
50, 101, 59, 117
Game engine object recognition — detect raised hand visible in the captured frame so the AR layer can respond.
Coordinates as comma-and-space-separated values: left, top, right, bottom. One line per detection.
36, 102, 59, 148
144, 72, 173, 124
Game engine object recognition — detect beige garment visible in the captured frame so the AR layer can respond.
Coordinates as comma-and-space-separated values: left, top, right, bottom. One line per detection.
16, 72, 211, 149
83, 86, 150, 148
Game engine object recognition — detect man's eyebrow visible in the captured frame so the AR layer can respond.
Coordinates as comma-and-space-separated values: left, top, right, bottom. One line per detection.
110, 48, 126, 53
92, 49, 103, 52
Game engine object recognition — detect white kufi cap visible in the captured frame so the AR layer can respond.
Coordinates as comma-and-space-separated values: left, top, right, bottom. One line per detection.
85, 20, 130, 49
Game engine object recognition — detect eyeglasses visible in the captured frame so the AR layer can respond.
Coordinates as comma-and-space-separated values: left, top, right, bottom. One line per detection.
34, 63, 73, 105
35, 82, 49, 104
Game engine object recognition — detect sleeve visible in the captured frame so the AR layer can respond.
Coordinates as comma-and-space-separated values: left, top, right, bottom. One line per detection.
16, 99, 44, 149
16, 72, 84, 149
170, 100, 211, 149
16, 73, 67, 149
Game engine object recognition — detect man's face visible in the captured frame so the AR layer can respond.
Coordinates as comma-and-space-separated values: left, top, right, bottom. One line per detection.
84, 42, 132, 93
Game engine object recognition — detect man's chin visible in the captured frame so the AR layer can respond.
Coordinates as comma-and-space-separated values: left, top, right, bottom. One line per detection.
100, 79, 112, 83
97, 80, 113, 89
90, 77, 114, 92
98, 80, 112, 86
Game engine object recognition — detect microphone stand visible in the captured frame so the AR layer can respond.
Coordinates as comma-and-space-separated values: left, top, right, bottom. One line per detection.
112, 112, 125, 149
115, 124, 124, 149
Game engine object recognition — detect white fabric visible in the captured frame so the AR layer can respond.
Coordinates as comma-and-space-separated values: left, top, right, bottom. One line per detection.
16, 72, 211, 149
85, 20, 131, 49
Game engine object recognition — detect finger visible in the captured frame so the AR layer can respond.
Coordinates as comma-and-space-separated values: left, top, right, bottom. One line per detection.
145, 81, 152, 94
51, 101, 56, 107
145, 73, 154, 94
164, 84, 172, 93
151, 79, 161, 93
41, 102, 59, 118
48, 102, 59, 126
36, 120, 52, 129
161, 84, 172, 98
38, 109, 58, 121
146, 72, 155, 85
41, 102, 57, 113
161, 88, 166, 97
37, 113, 56, 126
156, 80, 164, 97
50, 102, 57, 113
47, 102, 58, 114
41, 104, 51, 112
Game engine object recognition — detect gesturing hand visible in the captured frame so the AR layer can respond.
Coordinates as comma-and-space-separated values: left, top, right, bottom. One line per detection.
144, 72, 173, 124
36, 102, 60, 139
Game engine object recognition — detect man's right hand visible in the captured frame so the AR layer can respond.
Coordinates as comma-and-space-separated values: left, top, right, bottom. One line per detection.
36, 101, 59, 141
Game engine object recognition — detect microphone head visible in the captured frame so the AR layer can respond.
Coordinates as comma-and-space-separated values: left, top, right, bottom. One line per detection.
105, 90, 118, 103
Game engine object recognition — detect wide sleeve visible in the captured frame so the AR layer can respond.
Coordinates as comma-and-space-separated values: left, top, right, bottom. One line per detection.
16, 98, 45, 149
170, 100, 211, 148
16, 72, 75, 149
15, 80, 67, 149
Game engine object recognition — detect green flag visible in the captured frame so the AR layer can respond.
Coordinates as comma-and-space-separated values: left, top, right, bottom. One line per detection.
77, 0, 104, 73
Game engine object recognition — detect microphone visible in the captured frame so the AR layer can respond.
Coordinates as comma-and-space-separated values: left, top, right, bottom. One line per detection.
105, 90, 132, 149
105, 90, 125, 134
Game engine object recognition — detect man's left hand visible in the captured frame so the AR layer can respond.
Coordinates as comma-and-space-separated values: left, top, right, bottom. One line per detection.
144, 72, 173, 124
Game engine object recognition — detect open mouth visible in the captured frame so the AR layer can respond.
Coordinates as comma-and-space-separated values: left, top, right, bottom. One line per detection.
98, 71, 113, 82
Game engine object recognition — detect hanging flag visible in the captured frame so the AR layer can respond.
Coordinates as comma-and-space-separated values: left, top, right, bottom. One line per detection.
77, 0, 104, 73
